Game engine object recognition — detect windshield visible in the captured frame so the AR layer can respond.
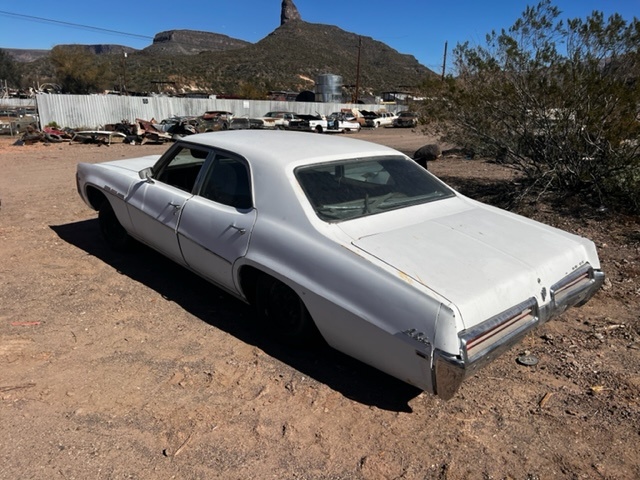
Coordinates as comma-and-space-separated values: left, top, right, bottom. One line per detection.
295, 156, 455, 222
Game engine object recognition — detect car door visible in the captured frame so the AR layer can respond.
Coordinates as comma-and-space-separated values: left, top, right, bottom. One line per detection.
177, 152, 256, 293
126, 143, 211, 265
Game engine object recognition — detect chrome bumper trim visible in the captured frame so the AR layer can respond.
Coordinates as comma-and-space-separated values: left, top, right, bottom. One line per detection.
433, 265, 604, 399
547, 265, 606, 318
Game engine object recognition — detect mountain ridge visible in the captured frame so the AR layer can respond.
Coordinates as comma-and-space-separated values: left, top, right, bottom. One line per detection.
6, 16, 435, 95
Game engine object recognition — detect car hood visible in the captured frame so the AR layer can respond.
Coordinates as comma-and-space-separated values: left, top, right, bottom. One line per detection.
339, 198, 598, 329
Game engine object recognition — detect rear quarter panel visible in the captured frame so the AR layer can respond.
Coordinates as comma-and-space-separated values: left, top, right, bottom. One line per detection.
243, 215, 444, 391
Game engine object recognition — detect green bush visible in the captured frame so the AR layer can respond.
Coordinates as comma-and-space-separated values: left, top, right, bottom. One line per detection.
422, 1, 640, 212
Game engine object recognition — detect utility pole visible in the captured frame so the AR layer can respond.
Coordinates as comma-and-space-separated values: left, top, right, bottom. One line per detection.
441, 41, 448, 80
122, 52, 128, 94
353, 36, 362, 104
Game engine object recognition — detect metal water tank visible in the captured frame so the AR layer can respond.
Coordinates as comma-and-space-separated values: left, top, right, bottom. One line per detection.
315, 74, 343, 103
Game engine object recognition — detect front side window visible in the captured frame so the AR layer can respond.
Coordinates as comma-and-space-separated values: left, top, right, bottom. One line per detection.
295, 156, 454, 222
153, 144, 210, 192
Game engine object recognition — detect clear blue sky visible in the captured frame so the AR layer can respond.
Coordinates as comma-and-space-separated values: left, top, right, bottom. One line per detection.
1, 1, 637, 73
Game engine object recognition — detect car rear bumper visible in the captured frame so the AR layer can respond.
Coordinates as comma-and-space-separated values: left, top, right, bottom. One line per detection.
433, 265, 605, 399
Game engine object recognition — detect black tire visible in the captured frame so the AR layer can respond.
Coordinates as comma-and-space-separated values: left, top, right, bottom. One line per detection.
256, 275, 320, 344
315, 125, 323, 134
98, 200, 133, 251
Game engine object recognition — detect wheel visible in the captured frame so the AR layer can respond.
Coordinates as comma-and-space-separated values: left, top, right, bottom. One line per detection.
315, 125, 323, 134
98, 200, 133, 251
256, 275, 320, 344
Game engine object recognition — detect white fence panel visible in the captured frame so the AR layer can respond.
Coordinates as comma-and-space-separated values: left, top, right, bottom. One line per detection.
0, 98, 38, 109
35, 94, 386, 129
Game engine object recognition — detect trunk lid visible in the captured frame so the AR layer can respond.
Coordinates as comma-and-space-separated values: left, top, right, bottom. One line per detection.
340, 198, 594, 329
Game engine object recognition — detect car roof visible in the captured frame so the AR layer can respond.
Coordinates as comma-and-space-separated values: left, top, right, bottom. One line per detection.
180, 130, 402, 168
176, 131, 412, 226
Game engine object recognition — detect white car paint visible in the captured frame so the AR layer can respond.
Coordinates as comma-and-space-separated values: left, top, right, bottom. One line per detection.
258, 111, 298, 129
365, 112, 398, 128
288, 115, 361, 133
76, 130, 604, 399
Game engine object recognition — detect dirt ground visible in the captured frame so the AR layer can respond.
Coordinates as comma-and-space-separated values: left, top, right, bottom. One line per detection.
0, 128, 638, 480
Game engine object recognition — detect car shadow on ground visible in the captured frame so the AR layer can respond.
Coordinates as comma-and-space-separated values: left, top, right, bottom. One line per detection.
51, 219, 423, 412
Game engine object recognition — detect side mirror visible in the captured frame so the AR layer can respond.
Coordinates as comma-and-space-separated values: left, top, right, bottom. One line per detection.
139, 167, 154, 182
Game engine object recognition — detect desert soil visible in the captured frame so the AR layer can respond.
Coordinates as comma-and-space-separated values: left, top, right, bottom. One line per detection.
0, 128, 638, 480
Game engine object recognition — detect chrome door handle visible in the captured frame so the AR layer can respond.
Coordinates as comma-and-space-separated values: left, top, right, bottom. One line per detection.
168, 202, 182, 215
230, 225, 246, 235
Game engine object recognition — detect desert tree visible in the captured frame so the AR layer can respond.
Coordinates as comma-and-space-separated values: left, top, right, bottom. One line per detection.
0, 48, 20, 88
49, 46, 113, 94
423, 1, 640, 211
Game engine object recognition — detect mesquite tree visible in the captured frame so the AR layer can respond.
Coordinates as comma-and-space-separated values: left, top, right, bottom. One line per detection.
0, 49, 20, 88
50, 46, 112, 94
425, 1, 640, 211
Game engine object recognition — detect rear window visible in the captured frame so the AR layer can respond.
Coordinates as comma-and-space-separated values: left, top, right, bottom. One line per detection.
295, 156, 454, 222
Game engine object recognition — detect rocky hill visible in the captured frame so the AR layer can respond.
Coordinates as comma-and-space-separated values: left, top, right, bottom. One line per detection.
4, 48, 49, 63
143, 30, 251, 55
179, 19, 434, 95
58, 44, 137, 55
7, 0, 436, 96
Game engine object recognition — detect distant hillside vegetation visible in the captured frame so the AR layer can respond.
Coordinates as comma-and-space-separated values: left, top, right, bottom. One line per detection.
9, 20, 436, 96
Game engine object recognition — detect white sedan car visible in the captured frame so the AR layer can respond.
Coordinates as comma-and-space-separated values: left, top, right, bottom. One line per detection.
288, 114, 361, 134
76, 131, 604, 399
258, 111, 298, 129
365, 112, 397, 128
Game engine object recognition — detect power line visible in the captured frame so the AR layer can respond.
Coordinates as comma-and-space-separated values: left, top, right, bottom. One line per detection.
0, 10, 153, 41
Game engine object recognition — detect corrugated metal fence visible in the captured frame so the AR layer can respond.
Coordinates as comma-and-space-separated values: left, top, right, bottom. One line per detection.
0, 98, 38, 109
34, 94, 383, 129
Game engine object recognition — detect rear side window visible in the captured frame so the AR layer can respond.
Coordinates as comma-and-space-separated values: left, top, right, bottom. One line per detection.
199, 154, 252, 209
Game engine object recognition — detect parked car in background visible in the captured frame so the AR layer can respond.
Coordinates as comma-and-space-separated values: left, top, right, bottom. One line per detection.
287, 114, 327, 133
154, 116, 199, 137
230, 116, 265, 130
76, 131, 604, 399
287, 113, 361, 134
199, 111, 234, 131
259, 111, 299, 129
364, 111, 397, 128
394, 111, 419, 128
0, 109, 39, 135
326, 112, 361, 133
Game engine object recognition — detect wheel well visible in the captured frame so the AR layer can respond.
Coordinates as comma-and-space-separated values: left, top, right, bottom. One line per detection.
241, 266, 324, 344
238, 266, 311, 312
238, 266, 263, 306
86, 185, 108, 210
